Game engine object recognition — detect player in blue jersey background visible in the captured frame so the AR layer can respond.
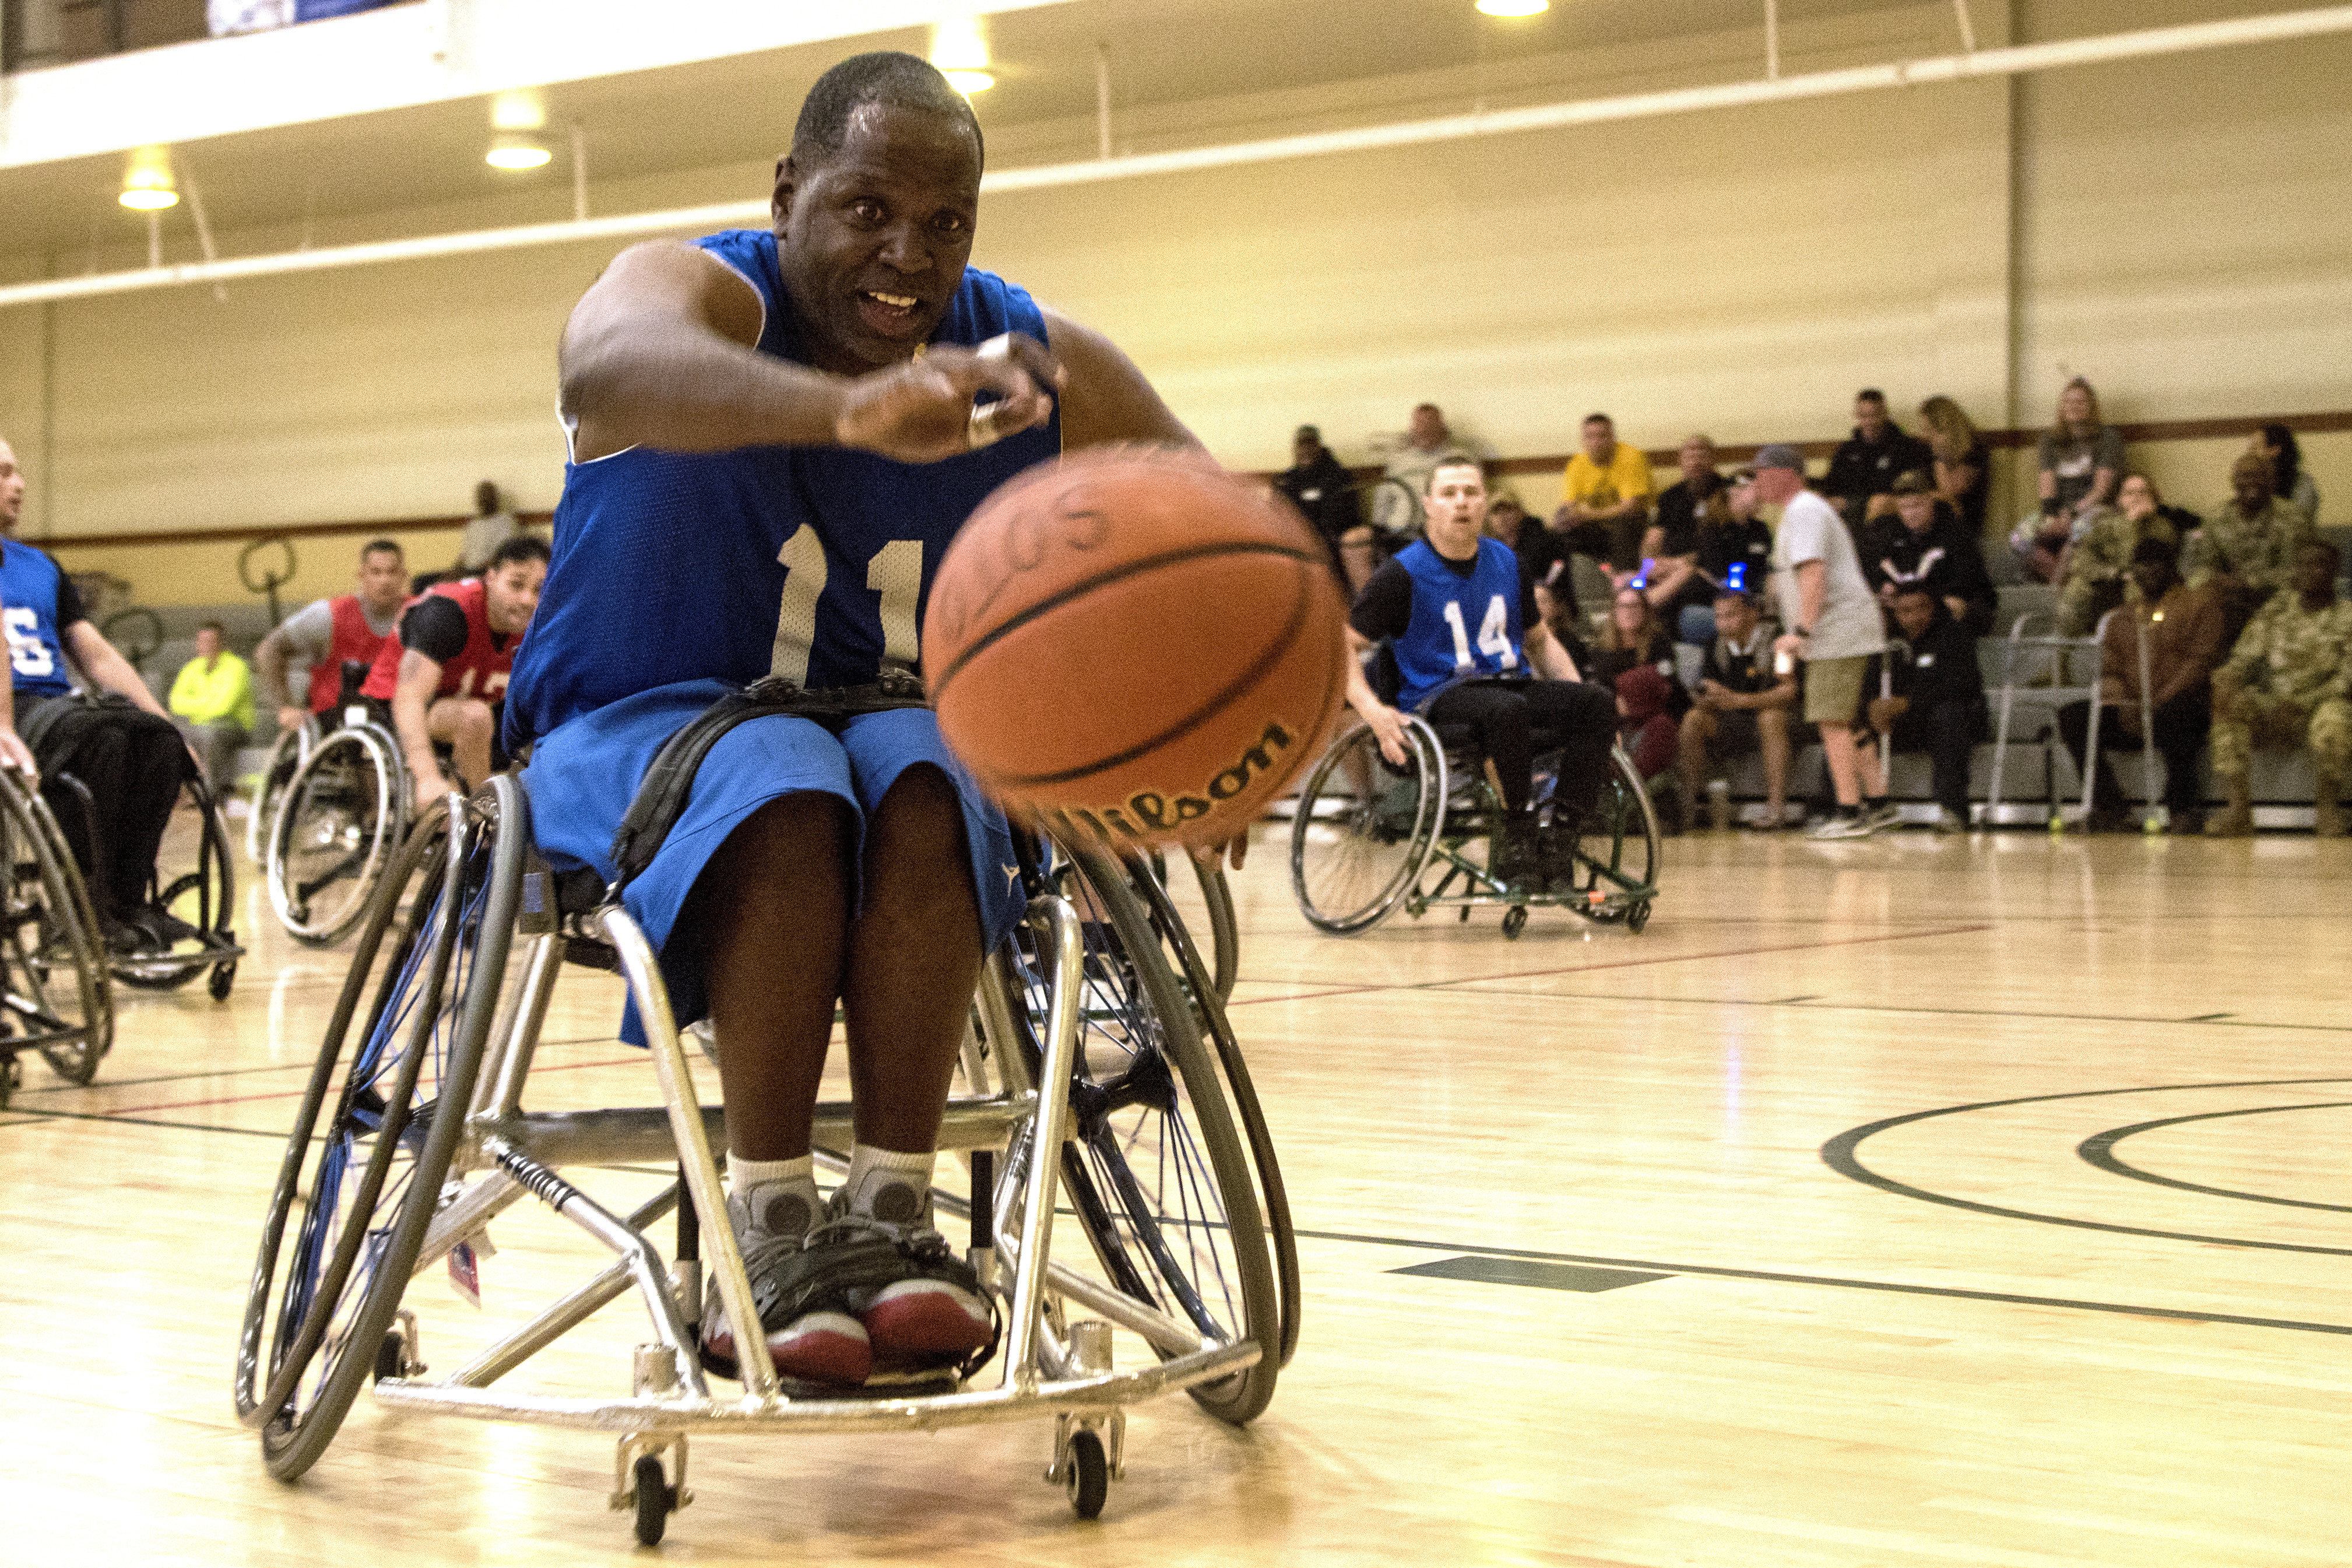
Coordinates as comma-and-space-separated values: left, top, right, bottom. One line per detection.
1342, 458, 1617, 894
508, 53, 1200, 1389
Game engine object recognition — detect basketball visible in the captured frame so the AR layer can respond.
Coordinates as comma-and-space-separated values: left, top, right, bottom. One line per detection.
923, 445, 1349, 849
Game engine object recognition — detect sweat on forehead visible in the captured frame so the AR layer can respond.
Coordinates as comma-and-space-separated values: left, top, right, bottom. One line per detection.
792, 51, 984, 167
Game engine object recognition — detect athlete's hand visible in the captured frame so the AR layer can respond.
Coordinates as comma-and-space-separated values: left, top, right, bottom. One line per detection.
834, 333, 1064, 463
1362, 704, 1409, 767
277, 705, 308, 733
0, 728, 38, 783
1195, 835, 1248, 873
414, 767, 454, 814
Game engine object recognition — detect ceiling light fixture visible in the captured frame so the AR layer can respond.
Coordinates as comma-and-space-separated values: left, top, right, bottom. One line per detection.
1476, 0, 1549, 15
119, 145, 180, 210
931, 16, 994, 94
486, 133, 553, 170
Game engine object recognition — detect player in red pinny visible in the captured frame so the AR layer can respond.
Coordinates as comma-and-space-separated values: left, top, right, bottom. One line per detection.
361, 535, 549, 810
254, 539, 410, 734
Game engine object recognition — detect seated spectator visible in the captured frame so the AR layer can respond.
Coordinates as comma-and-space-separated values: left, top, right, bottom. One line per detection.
1590, 587, 1689, 790
1823, 389, 1933, 528
1274, 424, 1365, 589
1862, 585, 1989, 834
1757, 445, 1892, 838
457, 480, 521, 573
2186, 451, 2316, 642
1369, 403, 1484, 545
2, 435, 197, 954
1676, 588, 1797, 831
1641, 434, 1717, 601
2054, 473, 2181, 637
1484, 490, 1580, 651
2205, 540, 2352, 838
1917, 394, 1991, 539
2251, 423, 2320, 524
166, 620, 255, 799
1674, 465, 1778, 649
1863, 470, 1996, 636
2013, 377, 2125, 582
1551, 413, 1654, 572
2056, 537, 2226, 834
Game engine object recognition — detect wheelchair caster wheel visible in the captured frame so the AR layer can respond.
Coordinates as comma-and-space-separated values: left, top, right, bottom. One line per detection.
0, 1052, 18, 1110
371, 1331, 405, 1383
1501, 906, 1528, 940
1063, 1428, 1109, 1521
1456, 906, 1470, 923
1626, 900, 1651, 933
631, 1454, 676, 1546
209, 962, 237, 1001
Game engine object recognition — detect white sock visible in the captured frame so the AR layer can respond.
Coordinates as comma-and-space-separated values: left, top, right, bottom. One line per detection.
726, 1152, 819, 1241
842, 1145, 935, 1225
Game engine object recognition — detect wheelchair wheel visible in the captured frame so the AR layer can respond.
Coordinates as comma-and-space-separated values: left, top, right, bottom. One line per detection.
246, 722, 312, 864
117, 775, 242, 994
0, 771, 112, 1083
233, 779, 521, 1481
1560, 745, 1661, 919
1289, 716, 1446, 934
269, 725, 407, 947
1015, 836, 1284, 1425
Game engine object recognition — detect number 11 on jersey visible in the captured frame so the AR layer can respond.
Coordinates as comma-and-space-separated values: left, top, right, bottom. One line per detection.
770, 526, 925, 686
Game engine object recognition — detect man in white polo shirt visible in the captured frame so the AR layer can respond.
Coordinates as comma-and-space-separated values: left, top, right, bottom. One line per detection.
1756, 444, 1892, 838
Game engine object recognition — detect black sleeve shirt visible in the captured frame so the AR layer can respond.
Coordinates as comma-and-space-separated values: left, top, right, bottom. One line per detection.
399, 596, 471, 665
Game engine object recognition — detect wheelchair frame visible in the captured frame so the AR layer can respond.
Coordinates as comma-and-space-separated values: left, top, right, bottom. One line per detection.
1289, 714, 1661, 939
265, 702, 414, 947
235, 774, 1292, 1545
0, 766, 112, 1107
50, 765, 243, 1000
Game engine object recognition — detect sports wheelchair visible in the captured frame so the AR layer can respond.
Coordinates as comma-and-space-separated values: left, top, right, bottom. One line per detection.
43, 754, 244, 1000
265, 663, 417, 945
235, 688, 1295, 1545
0, 765, 112, 1108
1289, 675, 1661, 939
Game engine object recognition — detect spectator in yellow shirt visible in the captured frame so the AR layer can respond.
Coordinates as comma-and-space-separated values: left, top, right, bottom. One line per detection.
1551, 412, 1655, 574
167, 621, 255, 799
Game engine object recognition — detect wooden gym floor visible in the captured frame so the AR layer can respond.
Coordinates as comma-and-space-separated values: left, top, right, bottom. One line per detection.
2, 817, 2346, 1566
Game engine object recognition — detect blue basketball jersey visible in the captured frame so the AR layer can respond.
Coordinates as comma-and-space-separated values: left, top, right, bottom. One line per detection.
505, 230, 1061, 749
1391, 538, 1526, 712
1, 540, 77, 699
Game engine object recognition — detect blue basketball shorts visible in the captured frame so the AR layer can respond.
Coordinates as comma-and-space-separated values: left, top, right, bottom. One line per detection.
522, 678, 1025, 1042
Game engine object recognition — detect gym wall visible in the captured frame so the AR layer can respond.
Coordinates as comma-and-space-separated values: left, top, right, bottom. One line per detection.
1, 0, 2344, 607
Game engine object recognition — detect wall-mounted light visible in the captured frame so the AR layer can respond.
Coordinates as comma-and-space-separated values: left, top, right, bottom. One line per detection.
119, 145, 180, 210
1476, 0, 1549, 15
486, 90, 551, 169
931, 16, 994, 94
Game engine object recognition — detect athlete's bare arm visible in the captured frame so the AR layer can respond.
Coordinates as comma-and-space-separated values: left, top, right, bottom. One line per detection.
0, 639, 34, 778
1037, 307, 1197, 452
253, 624, 305, 732
562, 242, 1059, 465
1528, 622, 1581, 683
61, 622, 171, 719
390, 648, 455, 807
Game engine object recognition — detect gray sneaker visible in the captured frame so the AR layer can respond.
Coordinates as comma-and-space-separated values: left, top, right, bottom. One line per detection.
1806, 809, 1875, 840
1859, 800, 1904, 832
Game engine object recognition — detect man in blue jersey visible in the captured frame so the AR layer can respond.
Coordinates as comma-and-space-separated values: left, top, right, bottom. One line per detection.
506, 54, 1198, 1391
0, 435, 199, 953
1344, 458, 1616, 892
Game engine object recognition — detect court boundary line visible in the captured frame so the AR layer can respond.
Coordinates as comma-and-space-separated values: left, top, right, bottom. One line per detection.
1822, 1077, 2352, 1258
1298, 1226, 2352, 1337
1222, 923, 1992, 1008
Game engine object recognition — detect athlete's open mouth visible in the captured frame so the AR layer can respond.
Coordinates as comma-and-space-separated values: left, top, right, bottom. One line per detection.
857, 289, 924, 335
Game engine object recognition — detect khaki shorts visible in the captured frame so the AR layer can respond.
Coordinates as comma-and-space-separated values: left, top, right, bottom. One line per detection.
1802, 655, 1868, 726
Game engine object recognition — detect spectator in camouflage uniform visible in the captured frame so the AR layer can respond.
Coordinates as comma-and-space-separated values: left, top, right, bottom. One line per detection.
2206, 540, 2352, 838
2186, 452, 2316, 642
2056, 474, 2181, 637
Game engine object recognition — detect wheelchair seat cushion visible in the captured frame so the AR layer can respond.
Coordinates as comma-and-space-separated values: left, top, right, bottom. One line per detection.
522, 678, 1022, 1044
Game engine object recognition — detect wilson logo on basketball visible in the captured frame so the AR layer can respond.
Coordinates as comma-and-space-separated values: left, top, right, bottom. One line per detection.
1067, 721, 1296, 842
